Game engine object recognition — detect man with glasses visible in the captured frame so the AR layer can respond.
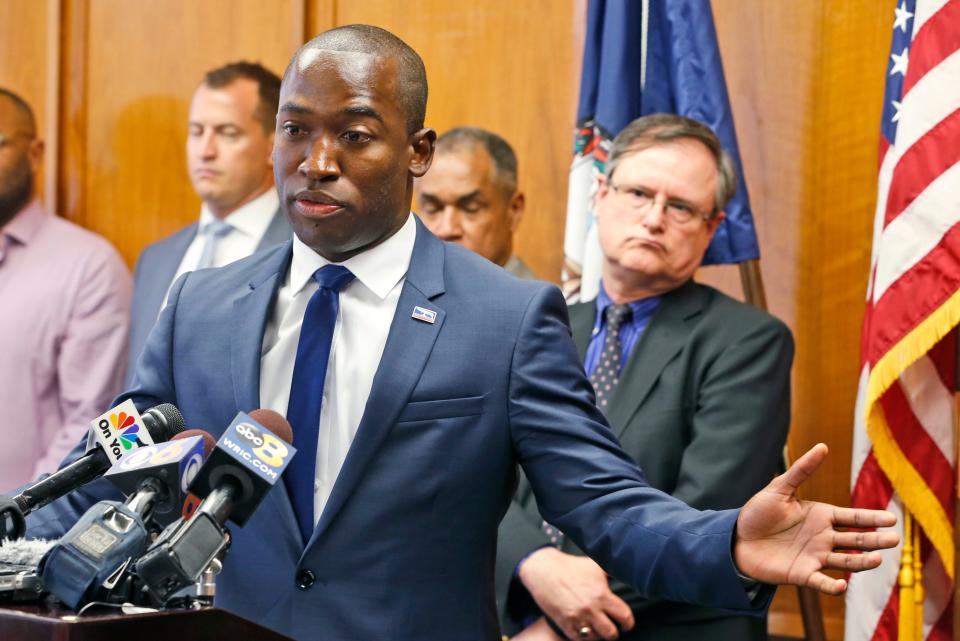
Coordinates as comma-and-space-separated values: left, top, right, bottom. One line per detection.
0, 88, 131, 488
498, 114, 792, 641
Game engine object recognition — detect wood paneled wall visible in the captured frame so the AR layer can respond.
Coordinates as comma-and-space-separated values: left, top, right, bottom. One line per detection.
0, 1, 902, 638
708, 1, 896, 637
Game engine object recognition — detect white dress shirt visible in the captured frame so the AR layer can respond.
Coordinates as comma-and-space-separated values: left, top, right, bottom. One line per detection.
169, 188, 280, 285
259, 214, 416, 524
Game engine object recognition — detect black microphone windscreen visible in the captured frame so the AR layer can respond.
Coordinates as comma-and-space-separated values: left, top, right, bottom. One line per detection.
143, 403, 186, 440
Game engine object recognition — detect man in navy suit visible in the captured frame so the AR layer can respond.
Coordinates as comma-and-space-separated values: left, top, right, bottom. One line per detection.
127, 61, 291, 382
29, 25, 897, 641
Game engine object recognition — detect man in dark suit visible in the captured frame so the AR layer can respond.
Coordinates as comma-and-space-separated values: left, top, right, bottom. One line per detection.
498, 114, 791, 641
127, 61, 291, 382
27, 26, 896, 641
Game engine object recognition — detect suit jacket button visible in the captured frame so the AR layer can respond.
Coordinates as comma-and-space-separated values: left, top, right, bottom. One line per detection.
296, 569, 315, 590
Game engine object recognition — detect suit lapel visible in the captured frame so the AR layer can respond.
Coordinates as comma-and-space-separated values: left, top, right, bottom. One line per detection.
144, 224, 197, 321
256, 207, 292, 250
307, 221, 446, 549
228, 243, 298, 545
230, 243, 292, 412
568, 302, 597, 362
605, 281, 704, 439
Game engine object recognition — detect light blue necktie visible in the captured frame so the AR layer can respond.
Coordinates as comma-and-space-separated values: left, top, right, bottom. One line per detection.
284, 264, 355, 543
194, 219, 233, 270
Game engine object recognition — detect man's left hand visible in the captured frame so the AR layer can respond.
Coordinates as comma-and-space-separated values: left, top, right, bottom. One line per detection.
734, 443, 899, 595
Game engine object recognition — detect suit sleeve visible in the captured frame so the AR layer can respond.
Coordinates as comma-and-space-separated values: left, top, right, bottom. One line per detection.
25, 273, 190, 539
673, 316, 794, 510
495, 473, 553, 631
506, 284, 766, 613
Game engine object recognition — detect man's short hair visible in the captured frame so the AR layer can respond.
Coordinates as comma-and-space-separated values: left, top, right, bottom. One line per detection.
203, 61, 281, 134
0, 88, 37, 137
294, 25, 427, 134
436, 127, 518, 195
606, 114, 737, 214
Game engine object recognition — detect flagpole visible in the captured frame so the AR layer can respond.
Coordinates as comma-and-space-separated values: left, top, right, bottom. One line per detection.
738, 259, 766, 310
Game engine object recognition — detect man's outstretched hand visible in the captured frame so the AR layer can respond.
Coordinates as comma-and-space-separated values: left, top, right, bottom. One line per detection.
734, 443, 899, 595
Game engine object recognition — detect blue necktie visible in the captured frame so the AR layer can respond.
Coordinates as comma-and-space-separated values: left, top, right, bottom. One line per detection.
284, 264, 355, 543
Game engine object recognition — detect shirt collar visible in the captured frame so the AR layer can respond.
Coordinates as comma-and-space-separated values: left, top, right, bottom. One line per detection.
199, 189, 279, 239
593, 282, 663, 331
289, 212, 417, 300
2, 199, 49, 246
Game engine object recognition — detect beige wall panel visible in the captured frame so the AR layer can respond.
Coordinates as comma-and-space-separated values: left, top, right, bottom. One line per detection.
316, 0, 577, 281
0, 0, 50, 204
77, 0, 301, 266
711, 1, 896, 637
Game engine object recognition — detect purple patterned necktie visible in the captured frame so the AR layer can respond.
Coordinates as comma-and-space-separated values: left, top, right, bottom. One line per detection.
589, 303, 632, 409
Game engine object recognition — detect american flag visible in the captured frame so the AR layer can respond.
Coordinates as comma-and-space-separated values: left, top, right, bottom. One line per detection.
846, 1, 960, 639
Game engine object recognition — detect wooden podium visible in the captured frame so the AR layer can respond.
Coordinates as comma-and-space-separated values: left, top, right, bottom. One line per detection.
0, 603, 295, 641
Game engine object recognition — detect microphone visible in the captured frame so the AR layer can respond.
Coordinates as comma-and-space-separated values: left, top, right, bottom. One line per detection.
11, 402, 186, 518
0, 538, 56, 603
135, 410, 295, 604
0, 402, 184, 543
104, 429, 217, 527
38, 430, 216, 609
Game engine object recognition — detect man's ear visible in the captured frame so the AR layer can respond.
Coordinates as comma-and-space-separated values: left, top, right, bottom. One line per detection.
705, 210, 726, 240
409, 128, 437, 177
507, 191, 525, 233
266, 132, 275, 168
27, 139, 44, 173
593, 173, 610, 208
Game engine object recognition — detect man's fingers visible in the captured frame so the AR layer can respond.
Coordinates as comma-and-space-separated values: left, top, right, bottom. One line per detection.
832, 530, 900, 551
823, 551, 883, 572
806, 570, 847, 596
600, 592, 635, 631
831, 506, 898, 530
562, 611, 619, 641
776, 443, 828, 494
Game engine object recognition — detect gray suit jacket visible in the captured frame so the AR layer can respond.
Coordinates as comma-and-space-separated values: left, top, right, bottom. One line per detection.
125, 206, 290, 384
497, 280, 793, 640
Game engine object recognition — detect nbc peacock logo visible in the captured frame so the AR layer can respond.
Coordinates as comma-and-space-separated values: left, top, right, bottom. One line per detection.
109, 411, 147, 450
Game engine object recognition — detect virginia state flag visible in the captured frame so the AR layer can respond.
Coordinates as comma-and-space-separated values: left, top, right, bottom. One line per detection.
563, 0, 759, 301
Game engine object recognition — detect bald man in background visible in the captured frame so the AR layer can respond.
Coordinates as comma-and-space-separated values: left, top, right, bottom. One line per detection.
416, 126, 536, 279
0, 88, 131, 488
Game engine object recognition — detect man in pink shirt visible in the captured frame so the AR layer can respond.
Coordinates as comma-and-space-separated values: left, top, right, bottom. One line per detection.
0, 88, 131, 488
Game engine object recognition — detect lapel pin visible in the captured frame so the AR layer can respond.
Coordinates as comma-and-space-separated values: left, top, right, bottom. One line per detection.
411, 306, 437, 324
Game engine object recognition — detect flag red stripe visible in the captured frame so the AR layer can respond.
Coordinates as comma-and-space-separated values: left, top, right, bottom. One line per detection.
865, 221, 960, 365
930, 595, 954, 641
883, 107, 960, 226
882, 385, 954, 517
851, 450, 894, 510
871, 583, 899, 641
928, 329, 957, 392
902, 0, 960, 96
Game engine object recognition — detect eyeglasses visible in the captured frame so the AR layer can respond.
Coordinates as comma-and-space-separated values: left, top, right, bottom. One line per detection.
607, 182, 716, 225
